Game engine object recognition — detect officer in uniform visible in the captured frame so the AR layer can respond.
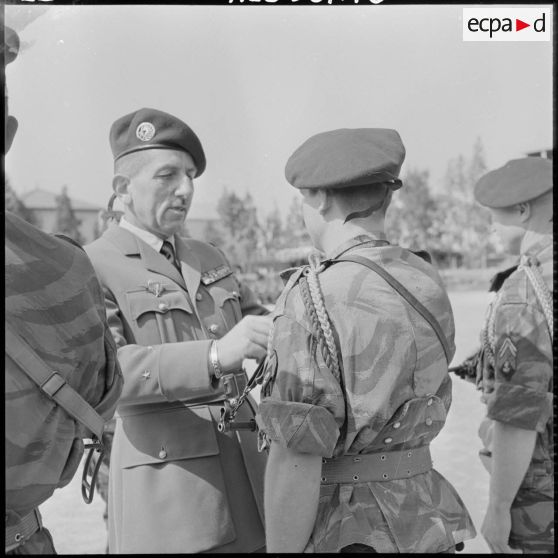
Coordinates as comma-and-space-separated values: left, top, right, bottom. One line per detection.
4, 24, 123, 554
85, 108, 271, 553
473, 157, 553, 554
256, 128, 476, 553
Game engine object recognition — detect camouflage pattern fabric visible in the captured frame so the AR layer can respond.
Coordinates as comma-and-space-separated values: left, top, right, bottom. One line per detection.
478, 235, 554, 553
6, 528, 56, 555
5, 212, 123, 532
257, 235, 476, 553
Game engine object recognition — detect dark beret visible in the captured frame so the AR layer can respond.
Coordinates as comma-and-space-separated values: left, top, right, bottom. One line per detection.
110, 108, 206, 177
4, 26, 20, 65
285, 128, 405, 190
474, 157, 553, 209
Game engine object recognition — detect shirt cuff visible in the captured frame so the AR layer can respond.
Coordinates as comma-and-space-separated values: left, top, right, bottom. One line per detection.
256, 400, 339, 457
487, 382, 552, 433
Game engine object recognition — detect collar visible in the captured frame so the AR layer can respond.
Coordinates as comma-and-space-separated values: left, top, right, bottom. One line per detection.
326, 233, 389, 261
119, 217, 175, 253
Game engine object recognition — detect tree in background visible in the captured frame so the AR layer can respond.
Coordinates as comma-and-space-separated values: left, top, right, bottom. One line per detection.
55, 185, 83, 243
284, 195, 310, 247
203, 220, 225, 248
430, 138, 495, 268
216, 189, 263, 271
5, 177, 36, 225
262, 204, 284, 255
386, 169, 436, 251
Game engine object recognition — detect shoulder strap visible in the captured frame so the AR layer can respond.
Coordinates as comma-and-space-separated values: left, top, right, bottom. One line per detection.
335, 255, 452, 364
5, 322, 105, 440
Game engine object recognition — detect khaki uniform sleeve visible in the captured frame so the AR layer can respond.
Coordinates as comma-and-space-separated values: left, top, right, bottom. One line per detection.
103, 288, 215, 406
257, 316, 345, 457
487, 301, 553, 432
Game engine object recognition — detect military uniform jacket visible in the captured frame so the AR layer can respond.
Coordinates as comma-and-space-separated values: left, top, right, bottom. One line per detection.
5, 212, 122, 528
257, 236, 476, 553
85, 224, 267, 554
478, 235, 553, 551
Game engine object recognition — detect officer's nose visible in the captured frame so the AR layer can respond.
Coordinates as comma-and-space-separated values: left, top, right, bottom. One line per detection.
175, 175, 194, 198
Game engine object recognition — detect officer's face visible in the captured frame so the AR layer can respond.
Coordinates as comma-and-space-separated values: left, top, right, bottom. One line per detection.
123, 149, 197, 238
489, 207, 525, 255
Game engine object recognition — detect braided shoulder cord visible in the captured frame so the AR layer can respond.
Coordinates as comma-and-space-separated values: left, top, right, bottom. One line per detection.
519, 257, 554, 340
299, 255, 342, 384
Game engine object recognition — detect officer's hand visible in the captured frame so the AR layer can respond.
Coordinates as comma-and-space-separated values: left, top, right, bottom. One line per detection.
216, 315, 273, 372
481, 505, 522, 554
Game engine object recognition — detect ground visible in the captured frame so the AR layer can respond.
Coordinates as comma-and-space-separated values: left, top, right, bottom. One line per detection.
40, 290, 492, 554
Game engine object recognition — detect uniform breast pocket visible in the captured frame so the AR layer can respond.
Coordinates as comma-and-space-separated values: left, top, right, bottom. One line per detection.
126, 288, 196, 345
206, 282, 242, 332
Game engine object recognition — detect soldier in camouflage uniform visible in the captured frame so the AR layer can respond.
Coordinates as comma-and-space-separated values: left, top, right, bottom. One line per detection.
256, 128, 476, 553
473, 157, 553, 554
4, 24, 123, 554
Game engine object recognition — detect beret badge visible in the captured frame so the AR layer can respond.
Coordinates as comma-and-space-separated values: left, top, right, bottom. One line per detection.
136, 122, 156, 142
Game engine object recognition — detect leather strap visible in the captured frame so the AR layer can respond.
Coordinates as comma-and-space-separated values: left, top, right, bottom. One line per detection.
5, 508, 42, 552
321, 446, 432, 484
5, 322, 105, 441
334, 255, 452, 364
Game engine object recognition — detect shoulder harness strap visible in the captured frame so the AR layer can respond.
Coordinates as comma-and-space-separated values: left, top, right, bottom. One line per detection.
5, 322, 105, 440
334, 254, 452, 364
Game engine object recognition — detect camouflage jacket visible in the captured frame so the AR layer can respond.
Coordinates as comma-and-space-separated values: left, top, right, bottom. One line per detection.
257, 235, 476, 553
478, 234, 553, 550
5, 212, 123, 527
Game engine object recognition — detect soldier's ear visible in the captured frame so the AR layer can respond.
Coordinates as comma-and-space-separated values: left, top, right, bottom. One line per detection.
517, 202, 531, 223
113, 174, 132, 205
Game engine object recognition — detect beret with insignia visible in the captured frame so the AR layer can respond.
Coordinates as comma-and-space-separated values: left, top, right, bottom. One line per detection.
110, 107, 206, 177
474, 157, 553, 209
285, 128, 406, 190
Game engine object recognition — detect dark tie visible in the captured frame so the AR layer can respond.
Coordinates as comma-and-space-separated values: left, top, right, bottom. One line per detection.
160, 240, 180, 270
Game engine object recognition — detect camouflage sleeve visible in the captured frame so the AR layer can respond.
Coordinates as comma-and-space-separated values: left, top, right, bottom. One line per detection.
486, 301, 553, 432
257, 316, 345, 457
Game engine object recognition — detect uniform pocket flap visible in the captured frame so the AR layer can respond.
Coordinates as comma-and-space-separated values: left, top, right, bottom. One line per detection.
127, 289, 193, 321
207, 285, 239, 309
119, 405, 219, 468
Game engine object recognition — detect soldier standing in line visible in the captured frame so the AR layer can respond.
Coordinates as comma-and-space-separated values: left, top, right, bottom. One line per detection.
255, 128, 476, 553
85, 108, 271, 553
4, 24, 123, 554
473, 157, 553, 554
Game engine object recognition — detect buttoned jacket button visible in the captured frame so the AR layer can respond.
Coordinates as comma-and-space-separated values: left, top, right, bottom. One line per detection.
384, 437, 393, 444
393, 422, 401, 429
208, 324, 219, 334
425, 417, 433, 426
427, 398, 433, 406
158, 302, 169, 312
196, 293, 203, 301
158, 449, 167, 459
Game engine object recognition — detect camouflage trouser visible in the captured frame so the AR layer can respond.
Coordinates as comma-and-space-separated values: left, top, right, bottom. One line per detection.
7, 528, 56, 555
509, 493, 554, 553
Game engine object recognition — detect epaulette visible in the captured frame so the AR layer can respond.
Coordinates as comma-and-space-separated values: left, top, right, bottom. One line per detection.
488, 264, 518, 293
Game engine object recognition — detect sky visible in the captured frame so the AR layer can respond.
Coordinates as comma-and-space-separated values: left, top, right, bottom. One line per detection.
4, 3, 553, 220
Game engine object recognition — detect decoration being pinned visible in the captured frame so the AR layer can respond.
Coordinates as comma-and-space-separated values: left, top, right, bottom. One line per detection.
498, 337, 517, 376
147, 280, 165, 297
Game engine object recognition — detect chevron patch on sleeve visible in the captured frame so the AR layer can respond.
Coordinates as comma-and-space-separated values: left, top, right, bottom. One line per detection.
498, 336, 517, 376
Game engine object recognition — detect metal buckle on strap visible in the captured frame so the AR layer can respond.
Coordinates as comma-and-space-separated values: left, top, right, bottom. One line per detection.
5, 508, 42, 552
81, 437, 105, 504
40, 372, 66, 398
